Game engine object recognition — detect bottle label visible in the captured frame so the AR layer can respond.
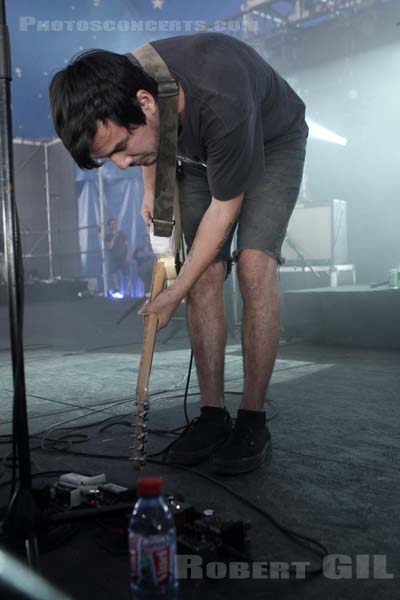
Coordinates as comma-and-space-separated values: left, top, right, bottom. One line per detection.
130, 534, 173, 590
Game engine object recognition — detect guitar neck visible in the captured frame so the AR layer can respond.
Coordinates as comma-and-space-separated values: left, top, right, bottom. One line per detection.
131, 259, 167, 470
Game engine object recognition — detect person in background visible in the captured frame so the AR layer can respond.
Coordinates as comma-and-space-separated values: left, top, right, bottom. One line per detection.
133, 232, 154, 295
104, 217, 130, 296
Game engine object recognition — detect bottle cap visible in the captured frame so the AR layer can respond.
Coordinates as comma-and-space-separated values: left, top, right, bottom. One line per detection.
136, 476, 163, 498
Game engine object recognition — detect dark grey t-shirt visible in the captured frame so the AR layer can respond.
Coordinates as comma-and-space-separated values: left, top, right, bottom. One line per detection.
149, 33, 307, 200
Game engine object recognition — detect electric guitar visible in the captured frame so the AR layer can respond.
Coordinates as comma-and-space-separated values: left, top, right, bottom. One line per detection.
131, 198, 181, 470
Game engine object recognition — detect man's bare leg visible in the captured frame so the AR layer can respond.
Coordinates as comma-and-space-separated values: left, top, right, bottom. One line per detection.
237, 249, 280, 412
186, 261, 226, 409
166, 261, 229, 465
210, 248, 276, 473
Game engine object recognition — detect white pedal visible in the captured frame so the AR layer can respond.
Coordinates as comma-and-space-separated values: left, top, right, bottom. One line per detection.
59, 472, 106, 487
99, 482, 129, 495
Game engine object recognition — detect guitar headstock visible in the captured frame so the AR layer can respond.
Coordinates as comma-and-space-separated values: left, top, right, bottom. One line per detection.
131, 399, 150, 470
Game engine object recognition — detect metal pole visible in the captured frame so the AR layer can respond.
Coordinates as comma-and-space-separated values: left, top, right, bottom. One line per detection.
0, 0, 40, 567
43, 142, 53, 279
98, 166, 108, 296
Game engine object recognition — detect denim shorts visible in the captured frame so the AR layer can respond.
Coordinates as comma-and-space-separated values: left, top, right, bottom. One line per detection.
177, 136, 307, 265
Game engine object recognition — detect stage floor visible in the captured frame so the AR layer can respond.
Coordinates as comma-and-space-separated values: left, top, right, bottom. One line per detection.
0, 299, 399, 599
283, 284, 400, 349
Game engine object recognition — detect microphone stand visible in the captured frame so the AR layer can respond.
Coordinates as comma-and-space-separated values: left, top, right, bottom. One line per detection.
285, 233, 321, 281
0, 0, 40, 568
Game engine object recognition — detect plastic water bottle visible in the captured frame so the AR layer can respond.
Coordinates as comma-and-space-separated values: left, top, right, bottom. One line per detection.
129, 476, 179, 599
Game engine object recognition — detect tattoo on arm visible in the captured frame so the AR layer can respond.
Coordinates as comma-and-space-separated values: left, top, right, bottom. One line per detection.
174, 206, 240, 282
217, 220, 236, 251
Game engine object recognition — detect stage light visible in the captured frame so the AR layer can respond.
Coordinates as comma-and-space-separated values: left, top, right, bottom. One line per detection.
111, 291, 124, 299
110, 292, 124, 300
307, 118, 348, 146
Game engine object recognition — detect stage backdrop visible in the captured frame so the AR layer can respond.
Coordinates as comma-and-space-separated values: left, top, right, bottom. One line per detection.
76, 160, 147, 296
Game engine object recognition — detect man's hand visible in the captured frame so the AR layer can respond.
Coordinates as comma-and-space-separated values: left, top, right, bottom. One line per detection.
138, 287, 180, 331
141, 191, 154, 227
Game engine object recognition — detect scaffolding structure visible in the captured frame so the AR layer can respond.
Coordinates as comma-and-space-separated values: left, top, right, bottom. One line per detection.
0, 138, 144, 299
10, 136, 81, 282
205, 0, 393, 53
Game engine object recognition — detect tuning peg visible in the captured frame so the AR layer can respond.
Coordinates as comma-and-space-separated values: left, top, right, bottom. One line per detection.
132, 409, 149, 420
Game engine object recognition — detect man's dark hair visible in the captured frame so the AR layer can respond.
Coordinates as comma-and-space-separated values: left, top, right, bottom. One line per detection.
107, 217, 117, 226
49, 50, 158, 169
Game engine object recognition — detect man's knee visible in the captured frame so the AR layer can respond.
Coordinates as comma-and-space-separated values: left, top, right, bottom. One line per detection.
187, 261, 225, 305
237, 249, 278, 298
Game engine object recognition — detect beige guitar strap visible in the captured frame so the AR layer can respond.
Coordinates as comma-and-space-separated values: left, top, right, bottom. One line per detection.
126, 44, 179, 238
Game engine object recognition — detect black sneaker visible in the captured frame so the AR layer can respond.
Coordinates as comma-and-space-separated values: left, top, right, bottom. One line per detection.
166, 407, 232, 466
211, 409, 271, 474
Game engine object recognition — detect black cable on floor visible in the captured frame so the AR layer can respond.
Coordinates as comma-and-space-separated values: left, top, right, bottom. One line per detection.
0, 395, 279, 474
0, 356, 285, 440
183, 349, 194, 425
0, 266, 320, 571
148, 457, 328, 578
0, 446, 328, 578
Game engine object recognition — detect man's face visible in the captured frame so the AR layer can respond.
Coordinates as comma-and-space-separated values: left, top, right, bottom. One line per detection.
91, 90, 160, 170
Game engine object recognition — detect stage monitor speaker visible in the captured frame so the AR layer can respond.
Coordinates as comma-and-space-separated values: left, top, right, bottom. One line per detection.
282, 199, 348, 265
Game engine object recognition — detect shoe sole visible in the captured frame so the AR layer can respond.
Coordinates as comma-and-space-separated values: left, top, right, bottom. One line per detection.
166, 435, 231, 466
211, 440, 272, 475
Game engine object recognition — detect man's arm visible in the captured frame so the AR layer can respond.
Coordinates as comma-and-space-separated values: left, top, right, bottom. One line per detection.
171, 194, 243, 299
139, 193, 243, 329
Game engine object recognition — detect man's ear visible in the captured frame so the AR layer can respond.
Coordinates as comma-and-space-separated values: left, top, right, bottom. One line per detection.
136, 90, 156, 114
96, 119, 109, 133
